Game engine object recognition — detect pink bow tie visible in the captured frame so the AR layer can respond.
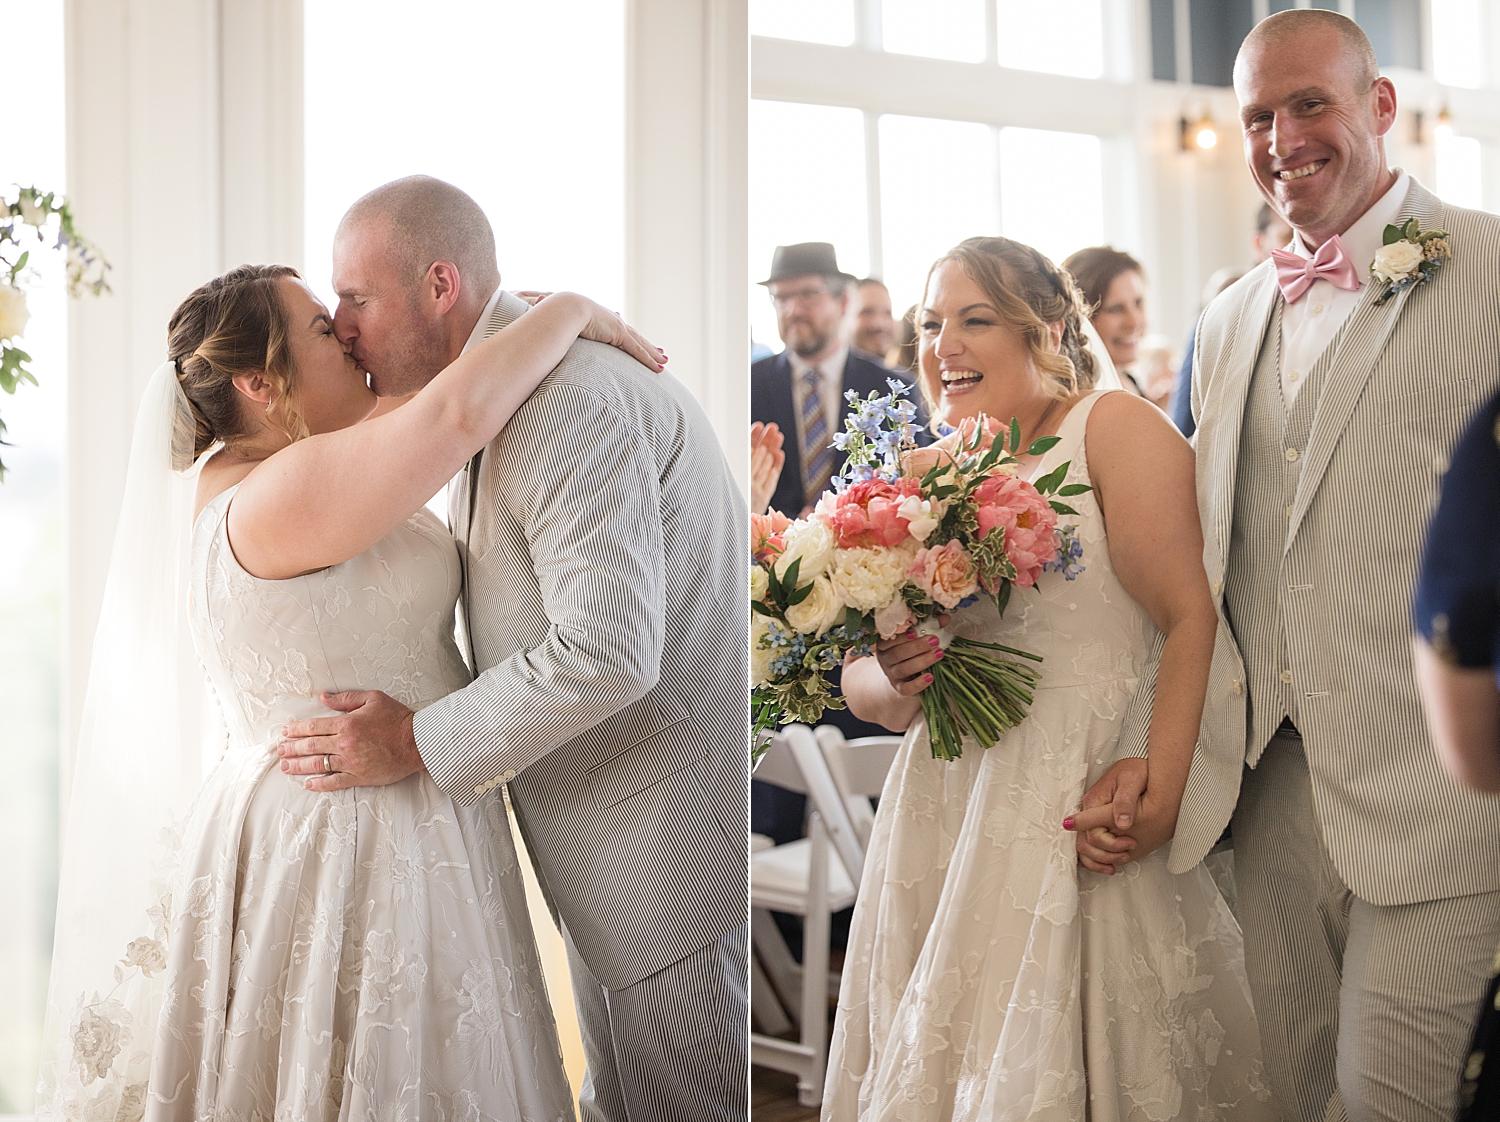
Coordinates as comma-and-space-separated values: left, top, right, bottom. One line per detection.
1270, 234, 1362, 303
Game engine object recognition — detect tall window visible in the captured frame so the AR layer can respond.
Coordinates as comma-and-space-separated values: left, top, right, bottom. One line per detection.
303, 1, 626, 313
0, 0, 65, 1111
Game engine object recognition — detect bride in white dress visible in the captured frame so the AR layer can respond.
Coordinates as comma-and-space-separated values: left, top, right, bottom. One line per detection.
823, 238, 1273, 1120
35, 264, 664, 1120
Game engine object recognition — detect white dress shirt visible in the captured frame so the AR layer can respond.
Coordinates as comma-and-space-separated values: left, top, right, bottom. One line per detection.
463, 286, 507, 354
1280, 170, 1409, 409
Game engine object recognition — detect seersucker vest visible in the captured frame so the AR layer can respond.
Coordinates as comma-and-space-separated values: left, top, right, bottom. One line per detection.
1224, 298, 1347, 766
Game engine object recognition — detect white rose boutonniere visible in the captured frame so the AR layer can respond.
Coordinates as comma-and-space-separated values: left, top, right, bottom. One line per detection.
1370, 218, 1450, 305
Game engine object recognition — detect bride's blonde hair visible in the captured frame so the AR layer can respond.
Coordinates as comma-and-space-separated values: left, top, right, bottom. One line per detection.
167, 264, 308, 467
919, 237, 1099, 413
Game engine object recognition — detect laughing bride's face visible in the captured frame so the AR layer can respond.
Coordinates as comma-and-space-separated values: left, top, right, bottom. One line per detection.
917, 260, 1058, 428
278, 278, 377, 436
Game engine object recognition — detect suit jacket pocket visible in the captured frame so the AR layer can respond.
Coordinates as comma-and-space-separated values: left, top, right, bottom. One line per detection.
585, 714, 697, 810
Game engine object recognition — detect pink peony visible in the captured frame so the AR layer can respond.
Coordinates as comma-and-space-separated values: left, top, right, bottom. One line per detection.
824, 477, 923, 549
971, 475, 1058, 588
908, 540, 980, 609
751, 510, 792, 565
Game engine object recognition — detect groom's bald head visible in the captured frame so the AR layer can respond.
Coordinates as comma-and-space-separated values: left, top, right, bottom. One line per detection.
338, 175, 501, 294
332, 176, 501, 397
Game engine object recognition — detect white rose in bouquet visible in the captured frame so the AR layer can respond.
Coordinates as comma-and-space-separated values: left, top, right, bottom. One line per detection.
0, 284, 30, 341
784, 575, 845, 636
750, 564, 769, 603
773, 516, 835, 582
1372, 240, 1423, 283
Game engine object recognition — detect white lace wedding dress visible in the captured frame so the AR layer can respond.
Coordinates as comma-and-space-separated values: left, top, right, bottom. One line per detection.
44, 485, 573, 1121
824, 391, 1273, 1121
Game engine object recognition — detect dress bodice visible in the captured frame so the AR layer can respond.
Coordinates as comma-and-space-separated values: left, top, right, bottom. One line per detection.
948, 389, 1155, 711
188, 486, 473, 752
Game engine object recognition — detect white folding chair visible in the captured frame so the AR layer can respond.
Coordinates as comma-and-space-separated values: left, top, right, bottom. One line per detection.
814, 726, 902, 851
749, 724, 871, 1106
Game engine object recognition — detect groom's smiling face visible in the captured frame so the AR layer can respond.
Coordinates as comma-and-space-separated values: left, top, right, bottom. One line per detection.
331, 218, 449, 398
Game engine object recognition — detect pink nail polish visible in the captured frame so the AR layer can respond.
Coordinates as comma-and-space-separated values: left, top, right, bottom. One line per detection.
1063, 816, 1076, 830
933, 649, 944, 660
928, 637, 940, 648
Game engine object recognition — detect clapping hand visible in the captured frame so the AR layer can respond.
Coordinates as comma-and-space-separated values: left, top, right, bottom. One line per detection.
750, 421, 785, 514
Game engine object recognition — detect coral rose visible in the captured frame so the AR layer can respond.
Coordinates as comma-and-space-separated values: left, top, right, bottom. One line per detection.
908, 540, 979, 609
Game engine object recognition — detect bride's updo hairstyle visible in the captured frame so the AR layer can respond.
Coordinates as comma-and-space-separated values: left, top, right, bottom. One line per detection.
920, 236, 1099, 406
167, 263, 306, 468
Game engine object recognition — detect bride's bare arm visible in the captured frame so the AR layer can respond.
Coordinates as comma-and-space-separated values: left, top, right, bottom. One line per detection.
227, 294, 660, 579
1067, 392, 1216, 873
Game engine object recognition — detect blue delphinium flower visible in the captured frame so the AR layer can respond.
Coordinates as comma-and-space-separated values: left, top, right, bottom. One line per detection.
1042, 524, 1086, 581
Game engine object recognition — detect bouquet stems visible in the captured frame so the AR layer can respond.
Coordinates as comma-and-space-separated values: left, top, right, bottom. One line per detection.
919, 637, 1044, 761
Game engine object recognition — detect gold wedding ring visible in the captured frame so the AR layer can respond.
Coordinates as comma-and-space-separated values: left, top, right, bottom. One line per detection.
324, 753, 332, 775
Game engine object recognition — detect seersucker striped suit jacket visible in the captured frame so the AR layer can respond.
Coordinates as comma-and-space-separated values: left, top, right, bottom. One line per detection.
1118, 180, 1500, 903
411, 292, 749, 991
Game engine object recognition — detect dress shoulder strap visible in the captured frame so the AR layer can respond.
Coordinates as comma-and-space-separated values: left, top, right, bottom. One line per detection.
1029, 389, 1117, 480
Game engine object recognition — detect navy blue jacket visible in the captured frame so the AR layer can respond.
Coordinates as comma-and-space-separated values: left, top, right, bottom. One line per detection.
752, 348, 924, 516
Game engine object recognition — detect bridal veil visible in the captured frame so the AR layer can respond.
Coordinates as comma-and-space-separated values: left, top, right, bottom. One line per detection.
35, 362, 221, 1118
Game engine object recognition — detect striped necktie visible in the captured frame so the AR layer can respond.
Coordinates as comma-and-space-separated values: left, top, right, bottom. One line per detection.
801, 366, 834, 505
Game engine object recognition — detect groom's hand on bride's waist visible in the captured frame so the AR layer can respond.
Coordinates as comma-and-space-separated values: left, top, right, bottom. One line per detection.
277, 690, 423, 791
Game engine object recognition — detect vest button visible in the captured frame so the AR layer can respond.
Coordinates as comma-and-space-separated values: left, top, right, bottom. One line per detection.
1231, 679, 1244, 695
1285, 447, 1300, 462
1279, 670, 1293, 684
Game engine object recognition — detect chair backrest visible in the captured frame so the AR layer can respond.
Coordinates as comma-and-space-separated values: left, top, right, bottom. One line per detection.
817, 729, 902, 799
813, 727, 902, 852
760, 724, 869, 884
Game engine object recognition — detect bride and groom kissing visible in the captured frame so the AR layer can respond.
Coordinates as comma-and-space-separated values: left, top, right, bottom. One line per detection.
38, 176, 747, 1121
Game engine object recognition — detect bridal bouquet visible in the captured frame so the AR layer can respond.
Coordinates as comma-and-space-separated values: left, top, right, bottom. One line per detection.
752, 381, 1088, 762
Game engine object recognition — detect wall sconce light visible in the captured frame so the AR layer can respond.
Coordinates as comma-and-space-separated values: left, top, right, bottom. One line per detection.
1180, 110, 1217, 152
1435, 104, 1454, 140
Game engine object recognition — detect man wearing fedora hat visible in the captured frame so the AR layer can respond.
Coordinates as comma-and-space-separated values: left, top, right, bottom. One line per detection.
750, 244, 922, 864
751, 242, 917, 519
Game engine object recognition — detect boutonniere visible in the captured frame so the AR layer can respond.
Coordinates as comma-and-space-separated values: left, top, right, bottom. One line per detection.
1370, 218, 1451, 305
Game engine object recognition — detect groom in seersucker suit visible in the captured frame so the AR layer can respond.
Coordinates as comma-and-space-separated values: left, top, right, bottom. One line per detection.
280, 176, 747, 1122
1079, 11, 1500, 1121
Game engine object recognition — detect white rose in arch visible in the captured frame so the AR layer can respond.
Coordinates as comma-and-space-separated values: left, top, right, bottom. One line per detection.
0, 284, 29, 341
784, 575, 845, 636
1372, 240, 1423, 283
16, 194, 47, 227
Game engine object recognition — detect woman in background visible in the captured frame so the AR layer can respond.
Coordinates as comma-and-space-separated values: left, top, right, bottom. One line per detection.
1063, 246, 1168, 406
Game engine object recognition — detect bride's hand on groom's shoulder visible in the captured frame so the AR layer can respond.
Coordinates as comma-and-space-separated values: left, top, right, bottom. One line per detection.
565, 293, 668, 372
1065, 758, 1180, 875
276, 690, 424, 792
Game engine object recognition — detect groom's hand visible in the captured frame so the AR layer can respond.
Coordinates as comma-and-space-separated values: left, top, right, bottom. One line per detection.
1066, 759, 1145, 875
277, 690, 424, 792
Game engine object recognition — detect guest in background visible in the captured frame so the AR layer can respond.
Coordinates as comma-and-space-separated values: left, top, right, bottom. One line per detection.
1170, 202, 1294, 436
887, 304, 919, 373
751, 242, 916, 519
1063, 246, 1150, 397
749, 420, 785, 515
846, 276, 898, 359
1413, 388, 1500, 1120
